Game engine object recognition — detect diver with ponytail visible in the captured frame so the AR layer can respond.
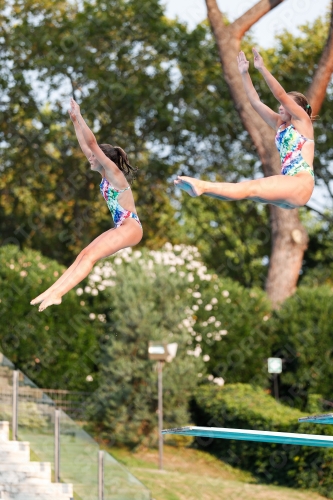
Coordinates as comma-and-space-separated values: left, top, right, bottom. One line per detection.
31, 98, 142, 312
175, 48, 315, 209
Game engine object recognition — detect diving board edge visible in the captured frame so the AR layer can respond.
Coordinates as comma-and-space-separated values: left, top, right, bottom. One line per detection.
162, 426, 333, 448
299, 413, 333, 425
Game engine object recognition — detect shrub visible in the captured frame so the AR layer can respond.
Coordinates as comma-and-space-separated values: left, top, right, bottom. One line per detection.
86, 257, 203, 447
82, 244, 273, 389
0, 245, 100, 391
192, 383, 333, 498
268, 285, 333, 408
190, 279, 272, 387
78, 244, 272, 444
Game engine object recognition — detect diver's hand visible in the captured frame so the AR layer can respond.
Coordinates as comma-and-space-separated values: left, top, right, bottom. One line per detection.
237, 51, 249, 75
252, 48, 265, 71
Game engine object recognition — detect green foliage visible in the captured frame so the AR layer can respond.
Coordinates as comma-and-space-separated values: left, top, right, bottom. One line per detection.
299, 210, 333, 287
267, 285, 333, 407
170, 16, 333, 288
0, 0, 182, 263
189, 277, 272, 387
177, 192, 271, 288
81, 244, 273, 393
1, 240, 331, 443
1, 0, 332, 291
0, 245, 100, 390
77, 244, 275, 445
192, 383, 333, 498
86, 253, 203, 446
18, 402, 49, 429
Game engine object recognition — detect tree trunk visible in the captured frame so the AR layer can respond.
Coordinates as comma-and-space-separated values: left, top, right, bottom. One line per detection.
307, 0, 333, 114
205, 0, 333, 307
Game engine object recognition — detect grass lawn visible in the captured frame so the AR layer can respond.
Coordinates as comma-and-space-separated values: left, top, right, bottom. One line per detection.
109, 444, 328, 500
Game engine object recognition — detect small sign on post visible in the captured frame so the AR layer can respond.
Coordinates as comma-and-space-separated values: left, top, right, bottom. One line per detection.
267, 358, 282, 401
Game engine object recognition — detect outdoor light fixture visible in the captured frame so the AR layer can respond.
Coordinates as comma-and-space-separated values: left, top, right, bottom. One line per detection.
267, 357, 283, 400
268, 357, 282, 374
148, 341, 178, 362
148, 340, 178, 470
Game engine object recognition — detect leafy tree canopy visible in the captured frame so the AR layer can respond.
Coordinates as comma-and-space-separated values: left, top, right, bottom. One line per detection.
0, 1, 332, 290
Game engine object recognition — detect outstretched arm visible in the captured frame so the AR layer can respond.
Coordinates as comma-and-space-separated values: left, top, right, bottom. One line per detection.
70, 99, 128, 188
252, 48, 309, 122
237, 51, 280, 130
68, 109, 92, 159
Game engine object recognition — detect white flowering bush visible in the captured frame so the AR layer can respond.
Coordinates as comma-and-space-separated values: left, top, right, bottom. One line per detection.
83, 247, 206, 446
78, 243, 272, 390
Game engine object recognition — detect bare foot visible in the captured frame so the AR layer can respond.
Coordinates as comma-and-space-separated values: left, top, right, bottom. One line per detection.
31, 291, 52, 305
38, 294, 62, 312
174, 176, 206, 197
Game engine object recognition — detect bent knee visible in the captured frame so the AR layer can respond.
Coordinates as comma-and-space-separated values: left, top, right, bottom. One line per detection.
247, 183, 261, 199
295, 195, 311, 208
79, 251, 98, 267
134, 228, 143, 245
295, 184, 314, 207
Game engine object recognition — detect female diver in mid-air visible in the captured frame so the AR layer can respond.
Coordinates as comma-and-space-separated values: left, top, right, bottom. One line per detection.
174, 48, 315, 208
31, 98, 143, 312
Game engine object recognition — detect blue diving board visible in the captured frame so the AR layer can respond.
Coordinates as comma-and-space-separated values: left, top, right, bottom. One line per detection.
162, 426, 333, 447
299, 413, 333, 425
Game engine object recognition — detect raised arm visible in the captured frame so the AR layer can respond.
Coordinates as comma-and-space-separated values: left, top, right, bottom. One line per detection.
68, 108, 92, 159
237, 51, 280, 130
252, 48, 310, 123
70, 99, 128, 188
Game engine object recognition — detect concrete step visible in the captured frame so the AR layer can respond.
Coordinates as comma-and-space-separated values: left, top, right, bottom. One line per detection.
0, 376, 11, 387
0, 442, 30, 463
0, 492, 73, 500
0, 482, 73, 499
0, 452, 30, 463
0, 442, 29, 453
0, 423, 9, 442
0, 462, 51, 483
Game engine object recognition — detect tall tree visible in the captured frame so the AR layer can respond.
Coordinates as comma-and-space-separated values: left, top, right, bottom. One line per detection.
205, 0, 333, 307
0, 0, 181, 263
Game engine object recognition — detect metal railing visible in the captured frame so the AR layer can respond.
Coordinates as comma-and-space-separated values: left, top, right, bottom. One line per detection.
0, 354, 150, 500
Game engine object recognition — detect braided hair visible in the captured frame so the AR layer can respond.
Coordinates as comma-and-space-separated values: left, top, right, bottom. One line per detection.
98, 144, 138, 181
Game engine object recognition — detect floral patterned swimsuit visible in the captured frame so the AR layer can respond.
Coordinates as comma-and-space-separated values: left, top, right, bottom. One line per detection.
100, 177, 141, 228
275, 123, 315, 179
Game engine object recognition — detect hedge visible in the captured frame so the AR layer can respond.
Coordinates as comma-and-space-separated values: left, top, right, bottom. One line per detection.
0, 245, 100, 391
192, 383, 333, 498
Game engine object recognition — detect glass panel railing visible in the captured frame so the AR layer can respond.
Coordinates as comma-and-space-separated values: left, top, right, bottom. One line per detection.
0, 352, 14, 424
17, 370, 55, 466
0, 353, 151, 500
59, 410, 98, 500
104, 451, 151, 500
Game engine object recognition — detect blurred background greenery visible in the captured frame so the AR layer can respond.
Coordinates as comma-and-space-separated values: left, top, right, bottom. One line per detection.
1, 0, 333, 497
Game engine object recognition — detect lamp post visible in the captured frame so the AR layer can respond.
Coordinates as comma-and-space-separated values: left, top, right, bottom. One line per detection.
268, 357, 283, 400
148, 341, 178, 470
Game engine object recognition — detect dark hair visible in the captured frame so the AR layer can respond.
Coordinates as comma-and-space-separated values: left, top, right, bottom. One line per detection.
98, 144, 138, 181
287, 91, 314, 121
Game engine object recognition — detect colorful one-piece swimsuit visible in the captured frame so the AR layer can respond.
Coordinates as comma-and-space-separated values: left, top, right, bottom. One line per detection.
275, 123, 315, 179
100, 177, 142, 228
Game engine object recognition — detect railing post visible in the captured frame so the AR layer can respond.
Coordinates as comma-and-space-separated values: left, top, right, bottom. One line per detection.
12, 370, 19, 441
98, 450, 104, 500
54, 409, 60, 483
158, 361, 163, 470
